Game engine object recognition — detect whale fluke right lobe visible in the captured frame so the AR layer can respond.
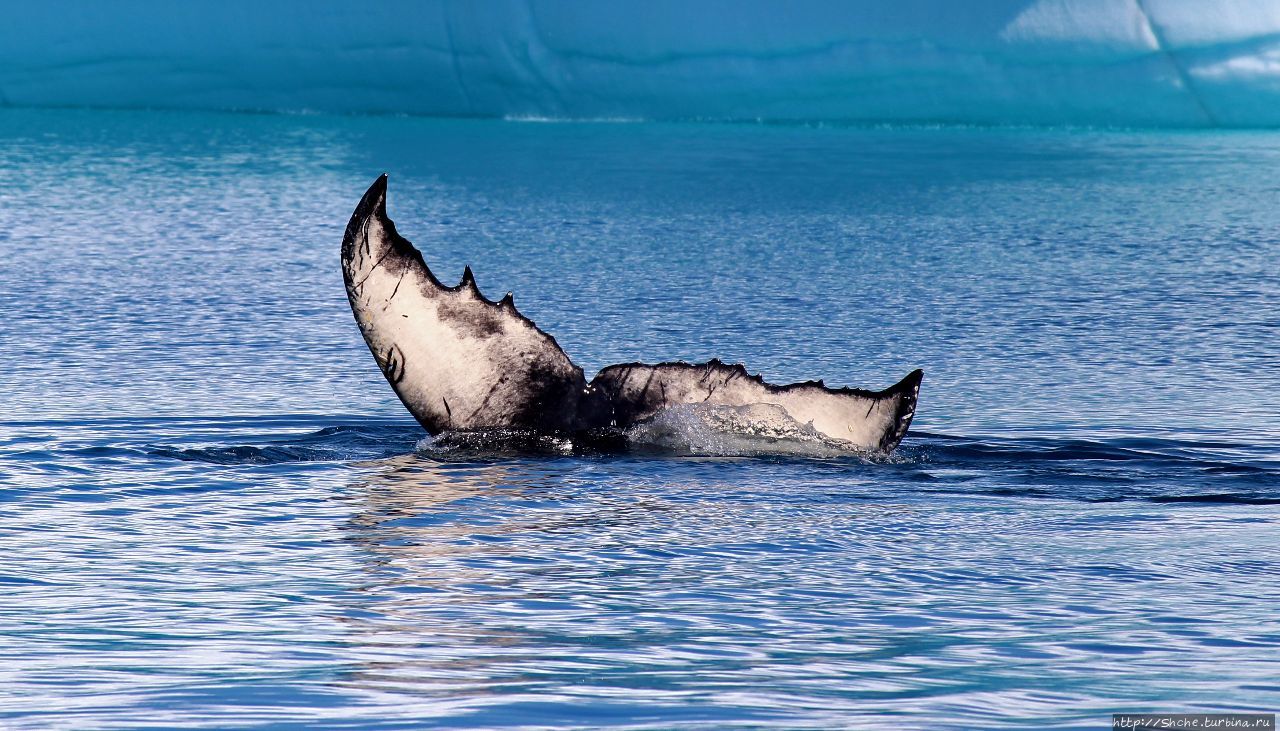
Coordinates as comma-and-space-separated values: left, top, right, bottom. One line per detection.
590, 360, 922, 453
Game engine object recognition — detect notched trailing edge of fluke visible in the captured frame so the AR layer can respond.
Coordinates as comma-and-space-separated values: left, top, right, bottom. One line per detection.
341, 174, 574, 344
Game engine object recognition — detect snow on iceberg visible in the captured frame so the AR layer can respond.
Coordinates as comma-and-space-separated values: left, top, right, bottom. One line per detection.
1, 0, 1278, 127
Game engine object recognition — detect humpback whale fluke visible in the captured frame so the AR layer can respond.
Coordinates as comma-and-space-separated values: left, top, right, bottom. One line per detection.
341, 175, 922, 455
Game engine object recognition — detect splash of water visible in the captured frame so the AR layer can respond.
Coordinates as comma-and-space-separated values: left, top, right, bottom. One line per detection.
625, 402, 871, 458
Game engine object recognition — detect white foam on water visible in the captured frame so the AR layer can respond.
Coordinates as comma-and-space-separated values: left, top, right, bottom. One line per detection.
624, 402, 872, 459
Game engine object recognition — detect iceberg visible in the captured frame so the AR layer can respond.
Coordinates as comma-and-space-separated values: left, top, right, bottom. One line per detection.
2, 0, 1278, 127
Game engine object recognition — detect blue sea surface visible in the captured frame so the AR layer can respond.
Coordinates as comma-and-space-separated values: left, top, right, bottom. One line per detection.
1, 109, 1278, 729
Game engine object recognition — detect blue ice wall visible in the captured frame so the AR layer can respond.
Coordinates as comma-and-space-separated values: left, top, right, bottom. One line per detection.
3, 0, 1279, 127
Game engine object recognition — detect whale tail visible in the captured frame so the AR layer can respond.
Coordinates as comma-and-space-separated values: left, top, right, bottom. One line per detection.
342, 175, 923, 454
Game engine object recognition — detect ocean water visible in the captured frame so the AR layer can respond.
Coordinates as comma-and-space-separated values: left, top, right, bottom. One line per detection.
1, 108, 1278, 729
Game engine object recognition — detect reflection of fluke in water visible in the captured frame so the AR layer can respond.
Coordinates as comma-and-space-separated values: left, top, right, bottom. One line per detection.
347, 454, 522, 554
342, 175, 922, 455
346, 455, 667, 561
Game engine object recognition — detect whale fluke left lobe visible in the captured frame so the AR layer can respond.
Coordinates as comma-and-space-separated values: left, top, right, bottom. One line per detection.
341, 175, 595, 435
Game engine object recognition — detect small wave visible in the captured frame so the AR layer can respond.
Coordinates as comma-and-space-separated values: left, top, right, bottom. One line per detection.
1147, 493, 1280, 505
914, 432, 1280, 505
149, 422, 423, 465
416, 429, 579, 458
152, 444, 350, 465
